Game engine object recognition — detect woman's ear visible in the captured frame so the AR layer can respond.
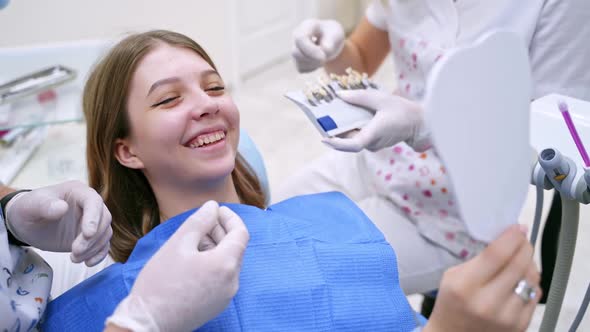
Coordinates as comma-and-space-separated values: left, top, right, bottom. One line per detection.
114, 138, 145, 169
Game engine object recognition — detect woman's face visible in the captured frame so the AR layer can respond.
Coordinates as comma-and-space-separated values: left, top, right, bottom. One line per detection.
117, 43, 239, 187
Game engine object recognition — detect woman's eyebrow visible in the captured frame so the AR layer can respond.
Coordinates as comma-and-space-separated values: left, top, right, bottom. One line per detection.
147, 77, 181, 97
201, 69, 222, 80
146, 70, 221, 97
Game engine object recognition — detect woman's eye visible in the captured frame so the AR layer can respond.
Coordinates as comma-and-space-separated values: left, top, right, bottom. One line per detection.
206, 86, 225, 92
151, 96, 180, 107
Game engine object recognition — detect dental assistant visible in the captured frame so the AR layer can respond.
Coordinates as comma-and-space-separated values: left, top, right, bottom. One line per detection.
281, 0, 590, 296
1, 181, 112, 330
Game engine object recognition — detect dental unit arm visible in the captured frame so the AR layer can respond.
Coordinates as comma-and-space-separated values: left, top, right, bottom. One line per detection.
531, 147, 588, 332
530, 94, 590, 332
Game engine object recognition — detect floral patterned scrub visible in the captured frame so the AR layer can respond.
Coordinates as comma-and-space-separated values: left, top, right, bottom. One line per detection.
1, 212, 52, 332
364, 0, 487, 260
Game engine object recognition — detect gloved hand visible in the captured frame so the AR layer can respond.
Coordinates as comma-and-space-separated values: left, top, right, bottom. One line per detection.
322, 89, 432, 152
5, 180, 112, 266
106, 201, 249, 332
292, 19, 345, 73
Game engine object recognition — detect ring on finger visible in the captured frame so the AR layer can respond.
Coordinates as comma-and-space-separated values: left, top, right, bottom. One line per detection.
514, 279, 537, 304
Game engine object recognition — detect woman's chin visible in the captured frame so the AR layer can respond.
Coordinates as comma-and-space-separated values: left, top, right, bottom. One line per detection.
197, 160, 236, 181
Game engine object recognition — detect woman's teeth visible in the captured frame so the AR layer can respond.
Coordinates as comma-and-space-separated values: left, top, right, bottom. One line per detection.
189, 131, 225, 148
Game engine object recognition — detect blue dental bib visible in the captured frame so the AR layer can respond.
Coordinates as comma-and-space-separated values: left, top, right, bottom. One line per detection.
43, 192, 421, 331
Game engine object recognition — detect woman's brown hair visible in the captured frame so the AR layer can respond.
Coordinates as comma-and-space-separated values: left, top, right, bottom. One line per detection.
84, 30, 266, 262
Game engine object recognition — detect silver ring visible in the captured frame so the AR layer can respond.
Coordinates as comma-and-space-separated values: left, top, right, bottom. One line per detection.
514, 279, 536, 304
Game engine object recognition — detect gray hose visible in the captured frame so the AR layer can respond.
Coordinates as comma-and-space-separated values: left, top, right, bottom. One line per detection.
530, 185, 544, 248
539, 197, 579, 332
569, 283, 590, 332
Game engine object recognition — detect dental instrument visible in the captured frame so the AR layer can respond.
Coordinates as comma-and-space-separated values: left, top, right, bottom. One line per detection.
0, 66, 76, 106
559, 100, 590, 167
0, 66, 83, 133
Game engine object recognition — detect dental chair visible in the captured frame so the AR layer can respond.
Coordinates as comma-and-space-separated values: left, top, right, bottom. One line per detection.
238, 129, 270, 202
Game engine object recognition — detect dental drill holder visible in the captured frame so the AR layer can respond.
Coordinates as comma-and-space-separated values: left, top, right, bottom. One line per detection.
533, 148, 590, 203
529, 94, 590, 332
531, 148, 588, 332
285, 68, 377, 138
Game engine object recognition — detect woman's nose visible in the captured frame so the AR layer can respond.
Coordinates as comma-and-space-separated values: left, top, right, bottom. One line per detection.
190, 92, 219, 119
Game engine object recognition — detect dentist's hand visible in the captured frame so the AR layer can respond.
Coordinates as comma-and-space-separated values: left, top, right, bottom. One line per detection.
292, 19, 345, 73
425, 225, 541, 332
322, 89, 431, 152
106, 201, 249, 332
5, 180, 112, 266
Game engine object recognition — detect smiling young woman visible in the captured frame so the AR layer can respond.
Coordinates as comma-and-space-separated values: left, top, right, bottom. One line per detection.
83, 30, 265, 262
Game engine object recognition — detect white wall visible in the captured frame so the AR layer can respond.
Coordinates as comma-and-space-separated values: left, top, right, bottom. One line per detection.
317, 0, 363, 32
231, 0, 364, 81
0, 0, 366, 85
0, 0, 237, 83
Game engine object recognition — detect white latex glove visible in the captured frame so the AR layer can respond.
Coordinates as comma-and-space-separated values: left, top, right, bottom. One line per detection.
292, 19, 345, 73
322, 89, 432, 152
106, 201, 249, 332
5, 180, 112, 266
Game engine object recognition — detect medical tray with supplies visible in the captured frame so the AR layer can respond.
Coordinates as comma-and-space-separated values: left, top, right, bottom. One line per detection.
285, 68, 377, 138
0, 65, 82, 131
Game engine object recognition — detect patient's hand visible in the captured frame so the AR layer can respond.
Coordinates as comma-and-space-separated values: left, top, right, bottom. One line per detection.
106, 200, 249, 332
425, 225, 541, 332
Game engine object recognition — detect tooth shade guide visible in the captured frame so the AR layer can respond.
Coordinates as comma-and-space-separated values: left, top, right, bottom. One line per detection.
303, 68, 379, 107
285, 66, 378, 137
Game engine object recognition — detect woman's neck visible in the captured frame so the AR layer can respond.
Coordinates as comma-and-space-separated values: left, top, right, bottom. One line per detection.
151, 175, 240, 222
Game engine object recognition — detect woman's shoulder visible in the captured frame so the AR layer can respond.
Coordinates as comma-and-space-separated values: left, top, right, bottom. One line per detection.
268, 191, 360, 214
265, 192, 385, 243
